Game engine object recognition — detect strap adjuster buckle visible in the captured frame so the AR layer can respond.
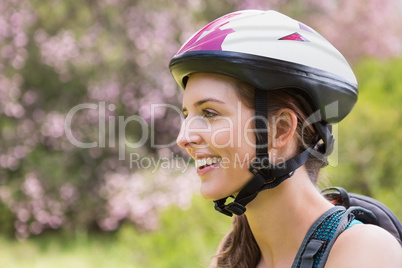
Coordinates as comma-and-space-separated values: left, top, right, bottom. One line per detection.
214, 198, 233, 217
225, 202, 247, 216
248, 157, 270, 175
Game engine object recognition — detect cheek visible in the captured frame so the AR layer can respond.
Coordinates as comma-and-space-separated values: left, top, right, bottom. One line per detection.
209, 121, 234, 148
240, 109, 256, 146
232, 116, 257, 166
238, 116, 256, 153
242, 127, 256, 151
227, 122, 256, 167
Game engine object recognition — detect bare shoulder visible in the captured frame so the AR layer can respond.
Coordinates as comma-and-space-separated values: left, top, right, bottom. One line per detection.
326, 224, 402, 267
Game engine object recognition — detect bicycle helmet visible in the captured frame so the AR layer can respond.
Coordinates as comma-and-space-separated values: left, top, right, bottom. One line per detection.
169, 10, 358, 217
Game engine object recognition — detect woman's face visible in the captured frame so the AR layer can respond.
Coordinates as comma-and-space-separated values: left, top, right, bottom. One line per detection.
177, 73, 256, 200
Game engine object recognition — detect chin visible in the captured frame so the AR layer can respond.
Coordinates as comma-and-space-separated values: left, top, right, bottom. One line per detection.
199, 183, 233, 201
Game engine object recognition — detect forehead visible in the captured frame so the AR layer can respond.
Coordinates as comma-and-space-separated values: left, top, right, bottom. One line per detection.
183, 73, 239, 104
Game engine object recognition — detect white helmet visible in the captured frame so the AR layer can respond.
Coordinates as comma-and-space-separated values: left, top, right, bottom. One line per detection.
170, 10, 358, 123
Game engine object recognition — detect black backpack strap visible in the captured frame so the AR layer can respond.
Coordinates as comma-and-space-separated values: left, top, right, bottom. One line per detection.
292, 206, 347, 268
293, 205, 378, 268
316, 206, 373, 268
294, 187, 402, 268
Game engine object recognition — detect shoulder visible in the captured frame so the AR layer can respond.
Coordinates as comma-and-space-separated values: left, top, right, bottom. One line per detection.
326, 224, 402, 267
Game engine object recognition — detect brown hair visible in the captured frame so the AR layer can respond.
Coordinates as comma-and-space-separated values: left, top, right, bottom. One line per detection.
214, 78, 327, 267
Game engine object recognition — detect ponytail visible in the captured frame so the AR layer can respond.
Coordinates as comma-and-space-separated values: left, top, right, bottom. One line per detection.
216, 214, 260, 268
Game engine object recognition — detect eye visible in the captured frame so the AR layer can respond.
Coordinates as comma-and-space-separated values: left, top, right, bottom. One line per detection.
202, 109, 218, 118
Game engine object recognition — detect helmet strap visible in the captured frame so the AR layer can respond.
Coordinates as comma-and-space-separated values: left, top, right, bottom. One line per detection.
213, 89, 313, 216
213, 148, 311, 216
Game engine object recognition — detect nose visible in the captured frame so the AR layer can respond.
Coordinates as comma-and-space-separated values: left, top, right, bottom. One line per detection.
176, 118, 204, 149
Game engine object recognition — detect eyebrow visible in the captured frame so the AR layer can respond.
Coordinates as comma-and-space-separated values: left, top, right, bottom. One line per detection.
182, 98, 225, 112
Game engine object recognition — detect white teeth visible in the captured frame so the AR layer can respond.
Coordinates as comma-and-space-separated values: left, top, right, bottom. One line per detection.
195, 157, 221, 168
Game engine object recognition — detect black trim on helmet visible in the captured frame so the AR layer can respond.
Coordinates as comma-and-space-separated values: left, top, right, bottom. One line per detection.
169, 50, 358, 124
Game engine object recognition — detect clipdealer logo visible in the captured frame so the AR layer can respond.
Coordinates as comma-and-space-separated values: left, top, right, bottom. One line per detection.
64, 102, 182, 160
64, 101, 339, 168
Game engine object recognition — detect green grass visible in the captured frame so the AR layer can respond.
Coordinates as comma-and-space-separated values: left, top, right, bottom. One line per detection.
0, 229, 143, 268
0, 195, 232, 268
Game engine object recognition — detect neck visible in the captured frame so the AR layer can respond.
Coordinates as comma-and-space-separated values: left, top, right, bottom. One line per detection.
245, 166, 333, 268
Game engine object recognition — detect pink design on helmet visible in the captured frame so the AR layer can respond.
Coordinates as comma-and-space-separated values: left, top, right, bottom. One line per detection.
176, 12, 242, 55
279, 32, 309, 42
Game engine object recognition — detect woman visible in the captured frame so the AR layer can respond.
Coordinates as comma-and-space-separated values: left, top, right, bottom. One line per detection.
169, 10, 402, 267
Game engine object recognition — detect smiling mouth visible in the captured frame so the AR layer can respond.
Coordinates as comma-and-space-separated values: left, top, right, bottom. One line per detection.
195, 157, 222, 169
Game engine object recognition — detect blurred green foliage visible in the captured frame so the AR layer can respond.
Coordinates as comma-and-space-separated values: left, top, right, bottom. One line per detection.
0, 195, 231, 268
326, 58, 402, 219
116, 194, 231, 267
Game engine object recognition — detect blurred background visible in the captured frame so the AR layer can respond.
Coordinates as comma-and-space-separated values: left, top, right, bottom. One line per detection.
0, 0, 401, 267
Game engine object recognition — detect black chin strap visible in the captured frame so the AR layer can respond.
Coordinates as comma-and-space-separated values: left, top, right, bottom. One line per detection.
214, 148, 311, 216
214, 89, 313, 217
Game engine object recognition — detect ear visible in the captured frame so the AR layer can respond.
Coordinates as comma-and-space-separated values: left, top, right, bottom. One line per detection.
271, 109, 298, 149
